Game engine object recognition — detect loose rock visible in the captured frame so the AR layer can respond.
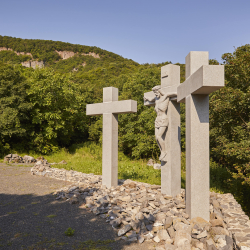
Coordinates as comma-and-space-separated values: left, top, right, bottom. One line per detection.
29, 166, 250, 249
118, 224, 131, 236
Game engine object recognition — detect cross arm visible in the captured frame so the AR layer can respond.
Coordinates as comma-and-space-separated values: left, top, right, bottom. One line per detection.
144, 91, 155, 106
177, 65, 224, 103
86, 100, 137, 116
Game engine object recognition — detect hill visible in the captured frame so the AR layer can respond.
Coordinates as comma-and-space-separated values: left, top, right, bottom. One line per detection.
0, 35, 139, 73
0, 35, 131, 62
0, 35, 179, 154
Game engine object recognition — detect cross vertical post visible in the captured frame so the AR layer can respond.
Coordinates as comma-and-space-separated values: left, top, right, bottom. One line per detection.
162, 97, 181, 196
102, 87, 119, 188
177, 51, 224, 221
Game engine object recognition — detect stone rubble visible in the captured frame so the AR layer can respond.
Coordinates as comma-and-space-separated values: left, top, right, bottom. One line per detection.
147, 159, 161, 170
4, 154, 67, 166
4, 154, 36, 164
153, 163, 161, 170
30, 165, 250, 249
147, 159, 155, 166
50, 160, 67, 165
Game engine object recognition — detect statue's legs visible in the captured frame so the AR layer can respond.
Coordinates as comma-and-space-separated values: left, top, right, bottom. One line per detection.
155, 126, 168, 160
155, 127, 162, 151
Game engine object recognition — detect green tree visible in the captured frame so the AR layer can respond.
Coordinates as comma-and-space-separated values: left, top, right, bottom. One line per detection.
0, 63, 32, 155
0, 50, 31, 64
27, 67, 87, 153
210, 45, 250, 184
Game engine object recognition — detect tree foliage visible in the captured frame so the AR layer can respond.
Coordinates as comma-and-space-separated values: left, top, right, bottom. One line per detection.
26, 68, 87, 153
210, 45, 250, 185
0, 50, 32, 64
0, 35, 137, 64
0, 63, 32, 154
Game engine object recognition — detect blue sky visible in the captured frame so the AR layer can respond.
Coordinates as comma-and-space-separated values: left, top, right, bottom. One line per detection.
0, 0, 249, 64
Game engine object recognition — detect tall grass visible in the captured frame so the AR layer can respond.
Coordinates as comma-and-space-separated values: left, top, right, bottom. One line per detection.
8, 142, 250, 215
15, 142, 161, 185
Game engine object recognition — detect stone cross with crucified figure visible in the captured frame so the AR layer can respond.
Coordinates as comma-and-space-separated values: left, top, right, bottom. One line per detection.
144, 64, 181, 197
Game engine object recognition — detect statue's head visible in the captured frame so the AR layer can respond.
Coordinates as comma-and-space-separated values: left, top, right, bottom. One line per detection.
152, 85, 161, 98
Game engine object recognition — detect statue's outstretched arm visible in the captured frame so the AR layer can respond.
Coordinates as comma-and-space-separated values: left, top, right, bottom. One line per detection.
158, 89, 177, 100
143, 96, 155, 102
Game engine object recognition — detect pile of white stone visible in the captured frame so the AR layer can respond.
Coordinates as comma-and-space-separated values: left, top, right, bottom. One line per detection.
4, 154, 36, 163
31, 163, 94, 182
147, 159, 161, 170
4, 154, 67, 167
31, 166, 250, 249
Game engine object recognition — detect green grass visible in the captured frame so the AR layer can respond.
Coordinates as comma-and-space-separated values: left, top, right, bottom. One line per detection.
16, 142, 162, 185
64, 227, 75, 236
73, 239, 114, 250
7, 211, 17, 215
5, 141, 250, 215
47, 214, 57, 218
5, 141, 240, 188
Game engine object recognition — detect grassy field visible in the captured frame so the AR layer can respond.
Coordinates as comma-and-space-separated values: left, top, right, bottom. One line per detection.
5, 142, 250, 215
12, 142, 163, 186
8, 142, 234, 192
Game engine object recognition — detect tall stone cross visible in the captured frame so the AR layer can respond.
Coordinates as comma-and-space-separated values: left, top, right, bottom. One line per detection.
86, 87, 137, 188
144, 64, 181, 197
177, 51, 224, 221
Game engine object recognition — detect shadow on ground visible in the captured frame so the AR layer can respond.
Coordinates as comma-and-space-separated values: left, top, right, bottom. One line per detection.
0, 165, 155, 250
0, 192, 135, 250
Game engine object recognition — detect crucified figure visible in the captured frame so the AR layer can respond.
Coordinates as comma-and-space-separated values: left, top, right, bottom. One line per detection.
144, 85, 177, 161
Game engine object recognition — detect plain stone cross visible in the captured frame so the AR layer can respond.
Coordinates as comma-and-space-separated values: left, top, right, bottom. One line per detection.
144, 64, 181, 197
86, 87, 137, 188
177, 51, 224, 221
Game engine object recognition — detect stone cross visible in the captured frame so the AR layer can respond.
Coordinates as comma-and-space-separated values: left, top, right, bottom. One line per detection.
144, 64, 181, 197
177, 51, 224, 221
86, 87, 137, 188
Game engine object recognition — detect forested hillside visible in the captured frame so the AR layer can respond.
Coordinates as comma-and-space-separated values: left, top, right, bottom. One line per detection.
0, 35, 179, 156
0, 35, 130, 62
0, 36, 250, 211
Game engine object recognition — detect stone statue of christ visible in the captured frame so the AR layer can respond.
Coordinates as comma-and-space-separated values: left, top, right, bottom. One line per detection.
144, 85, 177, 161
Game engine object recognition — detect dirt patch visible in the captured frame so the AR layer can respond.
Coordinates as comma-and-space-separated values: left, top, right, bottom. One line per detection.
0, 163, 156, 249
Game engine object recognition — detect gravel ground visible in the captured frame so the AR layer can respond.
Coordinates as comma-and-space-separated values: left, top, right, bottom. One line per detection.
0, 163, 156, 250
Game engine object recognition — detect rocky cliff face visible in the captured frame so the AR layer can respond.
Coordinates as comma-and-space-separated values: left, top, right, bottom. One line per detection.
55, 50, 100, 59
0, 47, 44, 68
21, 60, 44, 69
0, 47, 99, 68
0, 47, 33, 58
55, 50, 75, 60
